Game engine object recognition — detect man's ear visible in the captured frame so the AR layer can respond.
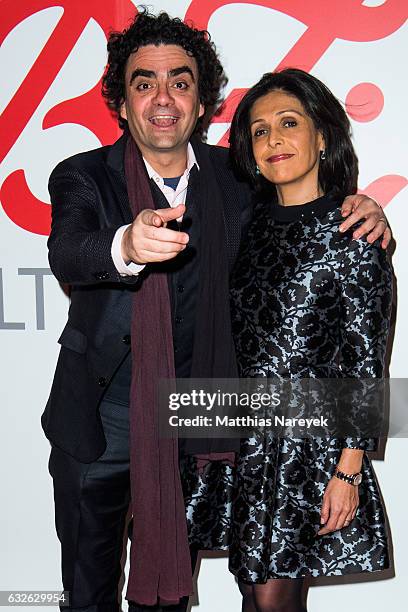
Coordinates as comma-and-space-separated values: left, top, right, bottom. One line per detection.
120, 101, 127, 121
199, 103, 205, 119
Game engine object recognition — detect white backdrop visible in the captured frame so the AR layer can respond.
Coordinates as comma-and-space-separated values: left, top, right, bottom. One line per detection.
0, 1, 407, 611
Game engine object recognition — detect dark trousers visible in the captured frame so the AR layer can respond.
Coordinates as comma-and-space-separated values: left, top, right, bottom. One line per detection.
49, 399, 195, 612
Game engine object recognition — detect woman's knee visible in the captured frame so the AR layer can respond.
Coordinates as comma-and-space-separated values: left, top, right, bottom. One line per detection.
253, 601, 297, 612
252, 579, 304, 612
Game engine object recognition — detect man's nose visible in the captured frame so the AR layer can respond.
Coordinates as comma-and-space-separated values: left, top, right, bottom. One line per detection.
153, 82, 174, 106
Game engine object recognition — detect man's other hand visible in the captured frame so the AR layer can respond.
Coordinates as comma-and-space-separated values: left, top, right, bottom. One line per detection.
339, 194, 391, 249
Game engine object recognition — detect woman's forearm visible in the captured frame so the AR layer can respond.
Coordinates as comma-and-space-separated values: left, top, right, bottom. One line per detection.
337, 448, 364, 473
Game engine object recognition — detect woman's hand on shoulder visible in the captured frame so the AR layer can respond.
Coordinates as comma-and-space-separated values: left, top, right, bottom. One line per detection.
317, 477, 359, 535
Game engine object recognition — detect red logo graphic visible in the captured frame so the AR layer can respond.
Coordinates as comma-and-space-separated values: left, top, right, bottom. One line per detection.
0, 0, 407, 235
0, 0, 136, 235
186, 0, 408, 204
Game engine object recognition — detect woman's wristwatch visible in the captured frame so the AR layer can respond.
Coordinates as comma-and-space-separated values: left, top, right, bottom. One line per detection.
335, 468, 362, 486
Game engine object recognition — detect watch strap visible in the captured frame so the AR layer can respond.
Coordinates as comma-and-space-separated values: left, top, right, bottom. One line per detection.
335, 469, 362, 486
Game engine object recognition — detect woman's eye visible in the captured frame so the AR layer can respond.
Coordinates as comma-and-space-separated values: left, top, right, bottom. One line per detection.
283, 119, 297, 127
253, 128, 267, 138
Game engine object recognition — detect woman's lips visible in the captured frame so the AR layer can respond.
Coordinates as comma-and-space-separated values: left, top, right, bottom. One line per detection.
266, 154, 294, 163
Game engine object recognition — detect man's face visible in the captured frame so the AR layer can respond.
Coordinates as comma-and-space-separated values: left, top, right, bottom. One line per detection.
120, 44, 205, 157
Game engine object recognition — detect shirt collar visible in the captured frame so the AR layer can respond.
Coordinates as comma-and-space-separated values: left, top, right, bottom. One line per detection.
143, 142, 199, 181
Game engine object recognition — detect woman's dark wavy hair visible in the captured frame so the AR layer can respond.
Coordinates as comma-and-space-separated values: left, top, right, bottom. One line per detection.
229, 68, 358, 199
102, 7, 227, 136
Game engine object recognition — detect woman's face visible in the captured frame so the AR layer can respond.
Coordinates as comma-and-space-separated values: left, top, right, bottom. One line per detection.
250, 90, 324, 198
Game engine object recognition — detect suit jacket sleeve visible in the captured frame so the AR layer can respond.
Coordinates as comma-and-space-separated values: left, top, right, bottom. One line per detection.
47, 160, 138, 286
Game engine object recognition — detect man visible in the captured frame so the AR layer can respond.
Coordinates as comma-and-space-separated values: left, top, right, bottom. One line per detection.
42, 9, 390, 612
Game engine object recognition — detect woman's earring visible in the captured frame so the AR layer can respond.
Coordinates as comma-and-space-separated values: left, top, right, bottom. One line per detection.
256, 165, 261, 175
320, 150, 326, 161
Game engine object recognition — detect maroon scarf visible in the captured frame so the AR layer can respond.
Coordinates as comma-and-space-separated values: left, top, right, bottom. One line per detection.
124, 136, 192, 606
124, 132, 239, 605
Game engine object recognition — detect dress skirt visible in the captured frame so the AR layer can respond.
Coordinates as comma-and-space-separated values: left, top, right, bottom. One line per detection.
181, 435, 389, 583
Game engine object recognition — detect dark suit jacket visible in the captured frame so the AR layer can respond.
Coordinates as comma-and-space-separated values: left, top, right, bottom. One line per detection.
42, 134, 252, 462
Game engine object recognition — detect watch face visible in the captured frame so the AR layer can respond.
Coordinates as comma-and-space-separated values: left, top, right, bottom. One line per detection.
354, 474, 363, 486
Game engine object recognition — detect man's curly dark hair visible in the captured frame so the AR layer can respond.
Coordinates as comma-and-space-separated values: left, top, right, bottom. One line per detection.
102, 8, 227, 137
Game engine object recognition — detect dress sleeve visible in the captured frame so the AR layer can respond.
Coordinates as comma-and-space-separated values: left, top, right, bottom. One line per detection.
338, 234, 392, 451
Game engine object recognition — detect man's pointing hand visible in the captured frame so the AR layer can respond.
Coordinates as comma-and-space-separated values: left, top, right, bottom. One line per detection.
121, 203, 189, 265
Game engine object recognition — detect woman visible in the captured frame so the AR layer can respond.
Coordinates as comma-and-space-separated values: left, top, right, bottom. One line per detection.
228, 69, 392, 612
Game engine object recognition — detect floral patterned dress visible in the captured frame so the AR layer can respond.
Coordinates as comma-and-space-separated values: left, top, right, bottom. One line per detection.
226, 192, 392, 582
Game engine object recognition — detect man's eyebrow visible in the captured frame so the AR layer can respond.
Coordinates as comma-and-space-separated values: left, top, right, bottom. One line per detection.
129, 66, 196, 86
250, 109, 304, 126
129, 68, 155, 85
168, 66, 195, 81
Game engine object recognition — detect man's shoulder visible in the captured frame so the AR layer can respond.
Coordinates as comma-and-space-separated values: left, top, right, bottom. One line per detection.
207, 142, 229, 161
50, 135, 125, 180
205, 142, 252, 196
194, 140, 253, 227
198, 141, 230, 167
195, 140, 245, 182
